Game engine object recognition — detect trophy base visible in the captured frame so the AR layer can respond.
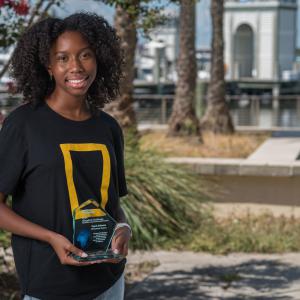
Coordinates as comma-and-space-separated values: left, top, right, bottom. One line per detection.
71, 250, 124, 262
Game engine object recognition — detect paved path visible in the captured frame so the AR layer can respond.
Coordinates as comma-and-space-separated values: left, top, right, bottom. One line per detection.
166, 134, 300, 177
247, 137, 300, 163
126, 251, 300, 300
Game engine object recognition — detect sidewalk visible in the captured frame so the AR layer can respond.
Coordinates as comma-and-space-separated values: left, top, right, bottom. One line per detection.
126, 251, 300, 300
166, 134, 300, 177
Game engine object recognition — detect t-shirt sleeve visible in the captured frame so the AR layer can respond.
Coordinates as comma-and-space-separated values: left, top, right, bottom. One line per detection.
113, 122, 128, 197
0, 114, 27, 195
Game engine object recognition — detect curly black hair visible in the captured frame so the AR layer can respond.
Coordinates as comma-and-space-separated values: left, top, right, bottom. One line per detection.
10, 12, 123, 111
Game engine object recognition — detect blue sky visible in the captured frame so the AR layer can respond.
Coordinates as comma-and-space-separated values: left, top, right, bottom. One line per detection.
55, 0, 299, 49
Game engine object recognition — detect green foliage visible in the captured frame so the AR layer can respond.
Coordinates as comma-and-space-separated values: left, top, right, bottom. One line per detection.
184, 213, 300, 254
0, 4, 27, 48
98, 0, 168, 37
0, 0, 62, 80
0, 0, 62, 48
0, 230, 10, 248
122, 132, 209, 249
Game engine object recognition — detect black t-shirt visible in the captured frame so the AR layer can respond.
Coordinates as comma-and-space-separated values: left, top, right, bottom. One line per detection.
0, 102, 128, 300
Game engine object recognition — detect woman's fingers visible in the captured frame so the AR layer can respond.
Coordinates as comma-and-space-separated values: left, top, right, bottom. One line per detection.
122, 241, 128, 256
112, 227, 131, 257
66, 243, 88, 258
65, 257, 100, 266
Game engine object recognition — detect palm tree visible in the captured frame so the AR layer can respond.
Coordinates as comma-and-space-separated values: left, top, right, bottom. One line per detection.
168, 0, 201, 138
103, 3, 138, 132
200, 0, 234, 133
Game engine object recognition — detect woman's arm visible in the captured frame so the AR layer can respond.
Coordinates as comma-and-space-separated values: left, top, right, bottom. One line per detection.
0, 192, 93, 266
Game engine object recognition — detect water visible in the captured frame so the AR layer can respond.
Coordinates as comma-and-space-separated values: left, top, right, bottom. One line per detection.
135, 97, 300, 128
1, 93, 300, 129
230, 98, 300, 128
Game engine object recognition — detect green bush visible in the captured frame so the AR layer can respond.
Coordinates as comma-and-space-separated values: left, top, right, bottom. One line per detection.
122, 133, 209, 249
184, 213, 300, 254
0, 230, 10, 248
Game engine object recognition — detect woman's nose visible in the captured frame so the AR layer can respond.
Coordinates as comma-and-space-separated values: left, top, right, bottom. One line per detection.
69, 57, 83, 72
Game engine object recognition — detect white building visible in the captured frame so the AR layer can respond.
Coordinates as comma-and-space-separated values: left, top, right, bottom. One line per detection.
224, 0, 297, 80
135, 10, 179, 82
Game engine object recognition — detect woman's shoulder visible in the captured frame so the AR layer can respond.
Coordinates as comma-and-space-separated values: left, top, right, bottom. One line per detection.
98, 109, 122, 133
4, 103, 34, 127
1, 104, 33, 134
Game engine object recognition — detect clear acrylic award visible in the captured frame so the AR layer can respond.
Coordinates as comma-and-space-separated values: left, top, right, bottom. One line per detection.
71, 199, 124, 262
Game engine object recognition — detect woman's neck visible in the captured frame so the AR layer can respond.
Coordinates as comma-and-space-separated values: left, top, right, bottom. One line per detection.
46, 92, 91, 121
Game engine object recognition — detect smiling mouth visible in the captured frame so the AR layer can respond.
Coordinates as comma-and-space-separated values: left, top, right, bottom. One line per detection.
65, 76, 89, 89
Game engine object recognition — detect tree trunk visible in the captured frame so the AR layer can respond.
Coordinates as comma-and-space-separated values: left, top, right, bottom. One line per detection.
103, 4, 137, 133
201, 0, 234, 134
167, 0, 201, 139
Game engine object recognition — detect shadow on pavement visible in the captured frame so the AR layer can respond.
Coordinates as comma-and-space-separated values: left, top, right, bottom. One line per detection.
126, 259, 300, 300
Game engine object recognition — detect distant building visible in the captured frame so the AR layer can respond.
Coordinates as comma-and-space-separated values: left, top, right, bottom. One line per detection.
196, 48, 211, 80
224, 0, 297, 81
135, 9, 211, 83
135, 10, 179, 83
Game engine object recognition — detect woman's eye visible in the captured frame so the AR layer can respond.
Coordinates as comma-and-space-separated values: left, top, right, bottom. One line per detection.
57, 55, 67, 62
81, 52, 92, 59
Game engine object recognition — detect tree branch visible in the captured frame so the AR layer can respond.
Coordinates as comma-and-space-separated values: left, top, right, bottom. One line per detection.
0, 0, 58, 80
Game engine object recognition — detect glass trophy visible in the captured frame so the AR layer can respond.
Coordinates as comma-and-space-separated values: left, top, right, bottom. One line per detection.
71, 199, 124, 262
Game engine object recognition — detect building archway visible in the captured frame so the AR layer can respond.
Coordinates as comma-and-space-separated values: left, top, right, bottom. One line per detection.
234, 24, 254, 78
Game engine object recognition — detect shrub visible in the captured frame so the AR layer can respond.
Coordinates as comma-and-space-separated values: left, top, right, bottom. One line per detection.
122, 133, 209, 249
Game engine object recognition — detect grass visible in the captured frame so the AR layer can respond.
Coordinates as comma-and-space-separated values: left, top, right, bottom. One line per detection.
140, 131, 268, 158
139, 130, 300, 253
179, 212, 300, 254
2, 211, 300, 255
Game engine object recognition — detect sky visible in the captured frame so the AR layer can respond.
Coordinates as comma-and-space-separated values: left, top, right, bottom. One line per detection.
54, 0, 300, 49
54, 0, 211, 48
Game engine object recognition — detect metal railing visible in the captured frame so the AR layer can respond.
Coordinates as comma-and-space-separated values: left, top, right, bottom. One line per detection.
134, 94, 300, 128
1, 91, 300, 129
133, 94, 174, 124
0, 92, 21, 119
226, 0, 296, 3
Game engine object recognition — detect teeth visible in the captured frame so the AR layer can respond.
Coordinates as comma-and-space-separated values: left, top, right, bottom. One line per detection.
68, 79, 85, 83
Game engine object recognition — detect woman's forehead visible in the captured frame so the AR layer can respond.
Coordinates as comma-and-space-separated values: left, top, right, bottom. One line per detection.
51, 31, 90, 53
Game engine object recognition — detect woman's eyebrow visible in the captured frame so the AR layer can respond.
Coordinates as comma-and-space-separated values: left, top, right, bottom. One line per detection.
54, 46, 92, 55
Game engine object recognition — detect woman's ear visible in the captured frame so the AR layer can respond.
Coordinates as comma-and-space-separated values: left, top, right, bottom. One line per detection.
48, 67, 53, 80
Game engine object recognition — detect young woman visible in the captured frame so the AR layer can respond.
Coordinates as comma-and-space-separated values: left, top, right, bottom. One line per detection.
0, 13, 131, 300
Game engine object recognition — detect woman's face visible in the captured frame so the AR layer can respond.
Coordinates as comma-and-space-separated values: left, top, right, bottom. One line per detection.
48, 31, 97, 99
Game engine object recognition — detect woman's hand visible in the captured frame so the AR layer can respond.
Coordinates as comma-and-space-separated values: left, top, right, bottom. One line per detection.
112, 226, 131, 257
101, 227, 131, 264
48, 232, 96, 266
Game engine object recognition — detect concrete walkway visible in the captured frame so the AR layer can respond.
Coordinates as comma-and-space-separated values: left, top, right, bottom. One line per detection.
247, 138, 300, 163
166, 137, 300, 177
126, 251, 300, 300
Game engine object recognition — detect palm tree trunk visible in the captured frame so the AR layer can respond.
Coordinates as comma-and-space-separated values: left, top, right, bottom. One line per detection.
167, 0, 201, 139
201, 0, 234, 134
104, 4, 137, 132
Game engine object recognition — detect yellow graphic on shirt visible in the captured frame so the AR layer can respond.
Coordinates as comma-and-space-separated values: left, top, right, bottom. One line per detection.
60, 143, 111, 220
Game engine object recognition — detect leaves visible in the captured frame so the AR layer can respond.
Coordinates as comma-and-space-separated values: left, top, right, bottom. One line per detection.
0, 0, 61, 49
97, 0, 168, 35
122, 132, 209, 249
